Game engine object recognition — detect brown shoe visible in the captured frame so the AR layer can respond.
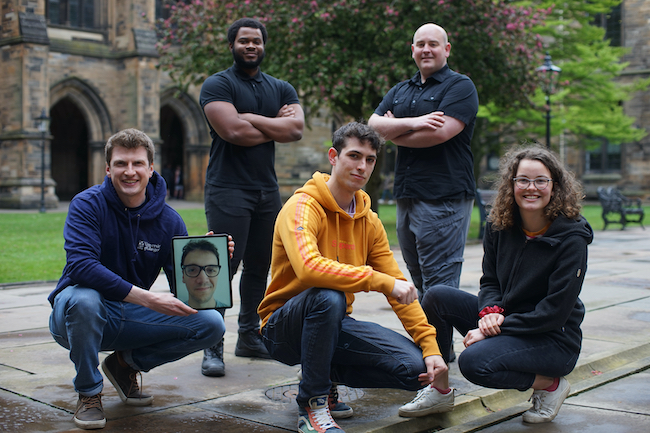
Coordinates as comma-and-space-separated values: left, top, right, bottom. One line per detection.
73, 393, 106, 429
101, 352, 153, 406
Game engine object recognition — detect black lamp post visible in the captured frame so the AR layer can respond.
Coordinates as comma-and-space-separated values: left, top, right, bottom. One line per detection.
536, 52, 561, 149
35, 109, 51, 213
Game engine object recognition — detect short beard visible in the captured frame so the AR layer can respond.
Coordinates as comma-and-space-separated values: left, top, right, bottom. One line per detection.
232, 49, 265, 70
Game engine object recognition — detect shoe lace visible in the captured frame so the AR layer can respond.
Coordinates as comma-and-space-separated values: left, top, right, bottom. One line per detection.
309, 406, 338, 430
328, 385, 340, 406
80, 393, 103, 410
408, 385, 431, 404
128, 370, 144, 397
529, 392, 543, 412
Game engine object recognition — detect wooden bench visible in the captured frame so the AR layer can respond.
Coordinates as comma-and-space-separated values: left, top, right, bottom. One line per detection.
597, 186, 645, 230
476, 188, 498, 240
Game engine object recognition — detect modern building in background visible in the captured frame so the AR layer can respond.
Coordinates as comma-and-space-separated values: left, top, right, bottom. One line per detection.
0, 0, 648, 209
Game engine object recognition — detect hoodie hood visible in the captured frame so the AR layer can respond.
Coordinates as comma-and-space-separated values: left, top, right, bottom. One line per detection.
101, 171, 168, 223
532, 214, 594, 248
296, 172, 373, 262
295, 172, 372, 219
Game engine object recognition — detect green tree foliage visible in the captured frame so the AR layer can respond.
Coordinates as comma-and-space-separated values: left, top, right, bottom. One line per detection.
481, 0, 649, 151
157, 0, 546, 206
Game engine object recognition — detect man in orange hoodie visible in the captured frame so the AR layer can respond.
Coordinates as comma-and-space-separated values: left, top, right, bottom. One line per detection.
258, 122, 453, 433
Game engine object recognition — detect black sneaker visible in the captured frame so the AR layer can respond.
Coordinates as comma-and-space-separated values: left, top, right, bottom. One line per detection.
73, 393, 106, 430
235, 331, 272, 359
298, 395, 345, 433
328, 384, 353, 419
202, 340, 225, 377
101, 352, 153, 406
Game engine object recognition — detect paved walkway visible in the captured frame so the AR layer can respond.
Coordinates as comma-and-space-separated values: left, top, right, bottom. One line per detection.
1, 204, 649, 432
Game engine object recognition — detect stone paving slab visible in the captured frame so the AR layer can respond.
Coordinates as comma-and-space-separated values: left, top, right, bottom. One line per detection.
2, 225, 650, 432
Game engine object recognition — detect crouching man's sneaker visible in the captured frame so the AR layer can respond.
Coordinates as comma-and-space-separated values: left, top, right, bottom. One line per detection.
298, 395, 345, 432
73, 393, 106, 430
102, 352, 153, 406
398, 385, 455, 417
523, 377, 570, 423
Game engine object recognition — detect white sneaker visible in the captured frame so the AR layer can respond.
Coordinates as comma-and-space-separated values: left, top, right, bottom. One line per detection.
522, 377, 571, 423
398, 385, 454, 417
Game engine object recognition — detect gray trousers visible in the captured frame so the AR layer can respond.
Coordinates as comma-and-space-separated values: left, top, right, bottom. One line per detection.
396, 197, 474, 298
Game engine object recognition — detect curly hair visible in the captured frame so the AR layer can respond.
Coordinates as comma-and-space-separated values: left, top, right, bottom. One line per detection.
489, 144, 583, 230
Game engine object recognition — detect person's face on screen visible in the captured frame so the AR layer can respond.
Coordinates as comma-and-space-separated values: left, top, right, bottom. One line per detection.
181, 249, 220, 308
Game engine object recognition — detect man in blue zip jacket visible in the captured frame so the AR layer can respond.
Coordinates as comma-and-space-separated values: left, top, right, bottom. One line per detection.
48, 129, 225, 430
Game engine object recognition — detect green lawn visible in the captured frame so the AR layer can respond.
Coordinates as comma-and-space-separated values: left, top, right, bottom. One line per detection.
0, 204, 642, 284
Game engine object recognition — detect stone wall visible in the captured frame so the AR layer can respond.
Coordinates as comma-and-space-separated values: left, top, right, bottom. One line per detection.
619, 0, 650, 194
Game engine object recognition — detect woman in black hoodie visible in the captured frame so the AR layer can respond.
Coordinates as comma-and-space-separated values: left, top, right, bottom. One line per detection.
402, 145, 593, 423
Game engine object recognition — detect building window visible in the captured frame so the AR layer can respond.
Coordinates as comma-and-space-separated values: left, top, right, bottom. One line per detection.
47, 0, 99, 29
593, 4, 622, 47
585, 139, 621, 172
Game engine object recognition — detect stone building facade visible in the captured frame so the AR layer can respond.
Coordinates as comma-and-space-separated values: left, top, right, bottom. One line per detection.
0, 0, 331, 209
617, 0, 650, 194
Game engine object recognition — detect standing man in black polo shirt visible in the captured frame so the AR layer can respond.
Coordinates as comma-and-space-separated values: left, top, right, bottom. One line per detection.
369, 23, 478, 299
199, 17, 305, 377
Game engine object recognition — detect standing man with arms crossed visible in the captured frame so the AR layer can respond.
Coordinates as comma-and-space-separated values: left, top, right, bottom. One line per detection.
48, 129, 225, 430
369, 23, 479, 298
258, 123, 453, 433
199, 17, 305, 377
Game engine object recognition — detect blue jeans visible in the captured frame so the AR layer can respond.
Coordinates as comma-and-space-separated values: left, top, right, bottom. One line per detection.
421, 286, 579, 391
49, 286, 224, 396
261, 288, 425, 407
396, 198, 473, 297
205, 184, 282, 333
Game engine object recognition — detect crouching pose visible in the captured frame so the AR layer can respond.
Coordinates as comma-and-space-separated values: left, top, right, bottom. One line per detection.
414, 145, 592, 423
48, 129, 227, 429
258, 123, 452, 433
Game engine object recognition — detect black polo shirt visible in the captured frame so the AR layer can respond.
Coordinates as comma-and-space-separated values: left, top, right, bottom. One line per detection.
374, 65, 478, 201
200, 64, 300, 191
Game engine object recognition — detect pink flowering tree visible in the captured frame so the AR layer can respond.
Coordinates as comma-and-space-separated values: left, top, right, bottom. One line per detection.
159, 0, 544, 118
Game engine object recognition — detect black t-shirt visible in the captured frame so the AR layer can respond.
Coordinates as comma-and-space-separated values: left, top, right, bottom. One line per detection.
374, 65, 478, 201
200, 64, 300, 191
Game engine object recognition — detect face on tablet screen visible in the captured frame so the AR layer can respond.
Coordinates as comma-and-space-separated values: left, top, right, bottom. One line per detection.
182, 247, 221, 309
173, 235, 232, 309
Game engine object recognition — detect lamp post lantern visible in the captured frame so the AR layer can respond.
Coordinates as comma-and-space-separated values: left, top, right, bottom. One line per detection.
35, 109, 51, 213
536, 52, 561, 149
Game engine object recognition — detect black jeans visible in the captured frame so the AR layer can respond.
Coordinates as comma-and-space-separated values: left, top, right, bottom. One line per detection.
204, 184, 282, 333
421, 286, 579, 391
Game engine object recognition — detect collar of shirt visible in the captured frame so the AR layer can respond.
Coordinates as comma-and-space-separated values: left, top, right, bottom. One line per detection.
232, 63, 263, 83
411, 64, 451, 86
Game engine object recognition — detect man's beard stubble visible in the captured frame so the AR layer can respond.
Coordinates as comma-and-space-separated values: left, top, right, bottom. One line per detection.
232, 49, 265, 70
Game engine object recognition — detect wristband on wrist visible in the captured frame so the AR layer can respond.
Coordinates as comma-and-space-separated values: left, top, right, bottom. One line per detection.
479, 305, 504, 318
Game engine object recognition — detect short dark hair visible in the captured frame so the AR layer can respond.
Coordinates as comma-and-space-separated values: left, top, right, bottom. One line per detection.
332, 122, 384, 153
227, 18, 268, 45
181, 239, 220, 267
105, 128, 155, 166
